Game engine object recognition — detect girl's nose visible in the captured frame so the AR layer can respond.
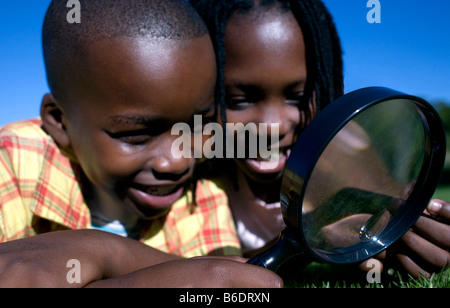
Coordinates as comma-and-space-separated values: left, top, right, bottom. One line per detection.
257, 100, 295, 138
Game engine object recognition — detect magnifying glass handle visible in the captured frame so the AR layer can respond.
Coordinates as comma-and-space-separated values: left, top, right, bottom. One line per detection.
246, 228, 309, 273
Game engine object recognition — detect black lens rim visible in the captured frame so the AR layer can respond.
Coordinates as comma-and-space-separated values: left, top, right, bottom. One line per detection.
281, 87, 446, 264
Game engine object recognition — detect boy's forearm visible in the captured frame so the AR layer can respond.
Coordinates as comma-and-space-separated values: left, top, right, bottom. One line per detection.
85, 257, 284, 288
0, 229, 180, 287
52, 229, 182, 280
100, 230, 182, 278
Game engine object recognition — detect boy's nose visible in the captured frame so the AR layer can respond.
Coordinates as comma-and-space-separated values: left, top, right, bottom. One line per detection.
148, 133, 195, 182
150, 154, 194, 182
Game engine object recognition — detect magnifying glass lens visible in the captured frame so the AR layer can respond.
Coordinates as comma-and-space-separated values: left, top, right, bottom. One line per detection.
249, 87, 446, 273
302, 99, 426, 260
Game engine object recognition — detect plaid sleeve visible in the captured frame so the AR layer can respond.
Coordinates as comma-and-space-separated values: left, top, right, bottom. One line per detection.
0, 134, 16, 242
0, 120, 91, 240
194, 179, 242, 256
0, 120, 45, 241
141, 179, 242, 257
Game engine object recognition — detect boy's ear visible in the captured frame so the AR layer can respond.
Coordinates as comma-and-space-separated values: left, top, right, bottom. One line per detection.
40, 93, 71, 148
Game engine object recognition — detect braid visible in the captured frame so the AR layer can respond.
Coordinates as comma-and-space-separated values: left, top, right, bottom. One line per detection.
289, 0, 344, 110
190, 1, 252, 131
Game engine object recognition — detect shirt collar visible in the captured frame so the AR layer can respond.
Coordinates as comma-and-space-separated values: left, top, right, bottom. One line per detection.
30, 133, 91, 229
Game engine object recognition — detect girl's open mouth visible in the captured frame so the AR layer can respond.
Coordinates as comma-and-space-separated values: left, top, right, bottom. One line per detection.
245, 148, 292, 174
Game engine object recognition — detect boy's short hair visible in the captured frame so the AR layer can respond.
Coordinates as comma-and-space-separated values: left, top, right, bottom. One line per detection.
42, 0, 208, 103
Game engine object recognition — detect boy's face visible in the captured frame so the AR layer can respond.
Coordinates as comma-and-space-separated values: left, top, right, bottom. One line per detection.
59, 36, 216, 219
224, 11, 313, 183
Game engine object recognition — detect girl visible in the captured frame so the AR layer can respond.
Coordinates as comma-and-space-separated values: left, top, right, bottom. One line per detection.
191, 0, 449, 278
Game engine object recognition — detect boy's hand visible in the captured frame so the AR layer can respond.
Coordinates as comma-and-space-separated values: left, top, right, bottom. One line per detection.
0, 230, 109, 287
360, 199, 450, 278
86, 256, 284, 288
0, 229, 179, 287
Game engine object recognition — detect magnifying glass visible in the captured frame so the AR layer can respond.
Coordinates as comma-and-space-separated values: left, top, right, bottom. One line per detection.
247, 87, 446, 275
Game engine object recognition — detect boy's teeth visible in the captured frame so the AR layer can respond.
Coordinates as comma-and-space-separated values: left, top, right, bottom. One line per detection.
135, 184, 179, 196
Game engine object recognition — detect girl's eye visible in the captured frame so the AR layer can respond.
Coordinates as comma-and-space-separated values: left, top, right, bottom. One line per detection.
226, 97, 253, 110
286, 92, 306, 106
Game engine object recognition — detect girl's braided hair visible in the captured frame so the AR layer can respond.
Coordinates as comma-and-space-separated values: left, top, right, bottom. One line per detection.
189, 0, 345, 195
189, 0, 345, 126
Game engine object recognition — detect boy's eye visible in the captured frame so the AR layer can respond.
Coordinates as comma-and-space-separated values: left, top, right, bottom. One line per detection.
107, 130, 152, 145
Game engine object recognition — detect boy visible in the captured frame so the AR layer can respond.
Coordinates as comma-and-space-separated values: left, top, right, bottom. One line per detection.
0, 0, 282, 287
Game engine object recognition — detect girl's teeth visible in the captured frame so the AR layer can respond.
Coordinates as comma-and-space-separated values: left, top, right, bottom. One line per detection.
268, 150, 281, 161
259, 149, 282, 161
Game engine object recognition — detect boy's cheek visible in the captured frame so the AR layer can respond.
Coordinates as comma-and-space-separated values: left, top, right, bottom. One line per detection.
91, 159, 140, 185
77, 149, 138, 189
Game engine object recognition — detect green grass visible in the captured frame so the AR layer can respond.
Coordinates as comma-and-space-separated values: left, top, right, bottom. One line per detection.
286, 263, 450, 288
433, 184, 450, 201
282, 183, 450, 288
393, 269, 450, 288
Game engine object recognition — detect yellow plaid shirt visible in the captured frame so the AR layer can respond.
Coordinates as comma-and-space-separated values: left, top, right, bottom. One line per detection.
0, 119, 240, 257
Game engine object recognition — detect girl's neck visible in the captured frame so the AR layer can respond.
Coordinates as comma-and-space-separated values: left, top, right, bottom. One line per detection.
241, 171, 282, 205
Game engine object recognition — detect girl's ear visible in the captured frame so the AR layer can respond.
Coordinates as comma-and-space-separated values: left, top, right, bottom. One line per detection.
40, 93, 71, 148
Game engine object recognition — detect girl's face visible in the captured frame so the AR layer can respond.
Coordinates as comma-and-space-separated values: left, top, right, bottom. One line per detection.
224, 10, 315, 183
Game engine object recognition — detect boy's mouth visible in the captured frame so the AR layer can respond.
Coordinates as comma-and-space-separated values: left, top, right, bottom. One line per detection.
131, 183, 183, 196
128, 183, 185, 217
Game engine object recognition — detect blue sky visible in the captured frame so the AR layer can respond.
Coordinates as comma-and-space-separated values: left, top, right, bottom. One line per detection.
0, 0, 449, 126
